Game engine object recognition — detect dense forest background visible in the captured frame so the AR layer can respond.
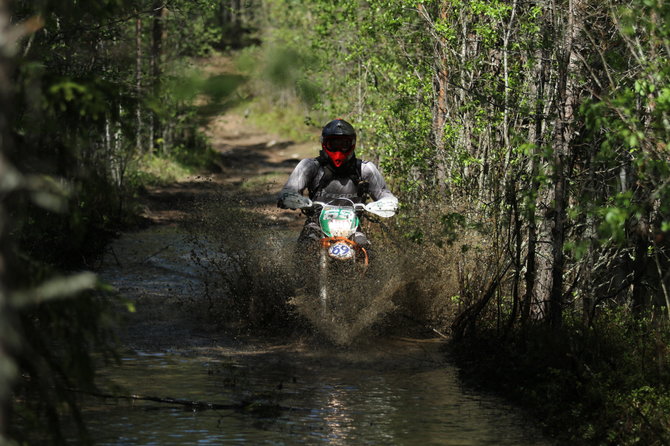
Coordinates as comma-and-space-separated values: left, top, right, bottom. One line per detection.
1, 0, 669, 445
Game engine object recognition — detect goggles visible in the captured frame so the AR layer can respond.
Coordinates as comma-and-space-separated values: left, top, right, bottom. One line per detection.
324, 137, 355, 153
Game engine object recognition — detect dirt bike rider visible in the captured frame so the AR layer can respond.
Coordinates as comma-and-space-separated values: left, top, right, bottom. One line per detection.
277, 118, 398, 249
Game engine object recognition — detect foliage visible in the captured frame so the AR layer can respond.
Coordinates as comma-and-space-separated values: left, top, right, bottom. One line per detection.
451, 308, 670, 445
2, 0, 670, 443
243, 0, 436, 194
3, 0, 245, 444
247, 0, 670, 444
9, 293, 119, 446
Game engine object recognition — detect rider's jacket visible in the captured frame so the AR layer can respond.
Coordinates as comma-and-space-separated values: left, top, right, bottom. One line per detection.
279, 155, 396, 204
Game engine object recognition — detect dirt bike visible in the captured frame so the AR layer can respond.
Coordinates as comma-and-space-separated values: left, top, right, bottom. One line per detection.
281, 192, 397, 316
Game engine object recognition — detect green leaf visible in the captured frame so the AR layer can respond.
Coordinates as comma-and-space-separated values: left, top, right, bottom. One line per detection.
10, 272, 99, 308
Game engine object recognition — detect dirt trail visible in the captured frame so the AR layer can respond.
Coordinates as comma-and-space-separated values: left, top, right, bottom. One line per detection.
137, 113, 313, 226
102, 99, 449, 357
101, 111, 322, 349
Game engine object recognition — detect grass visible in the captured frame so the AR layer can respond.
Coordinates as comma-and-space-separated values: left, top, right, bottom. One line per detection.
231, 98, 321, 144
130, 154, 196, 186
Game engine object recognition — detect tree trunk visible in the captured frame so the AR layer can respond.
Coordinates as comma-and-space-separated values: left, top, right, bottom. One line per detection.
549, 137, 567, 328
433, 3, 449, 191
0, 0, 16, 438
523, 59, 545, 323
525, 2, 552, 323
150, 1, 165, 153
136, 14, 143, 152
501, 0, 518, 190
151, 2, 165, 84
548, 0, 583, 328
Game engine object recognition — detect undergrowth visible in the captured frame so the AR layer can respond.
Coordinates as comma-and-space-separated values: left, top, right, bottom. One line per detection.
450, 310, 670, 446
130, 151, 210, 187
231, 96, 320, 144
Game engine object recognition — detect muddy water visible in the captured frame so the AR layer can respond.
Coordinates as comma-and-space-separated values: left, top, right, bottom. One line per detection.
85, 226, 554, 446
85, 344, 552, 446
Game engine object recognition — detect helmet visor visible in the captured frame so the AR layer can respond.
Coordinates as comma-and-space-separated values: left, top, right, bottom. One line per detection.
324, 136, 355, 153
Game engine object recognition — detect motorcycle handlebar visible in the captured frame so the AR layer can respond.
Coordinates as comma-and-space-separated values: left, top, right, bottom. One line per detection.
309, 201, 365, 210
281, 193, 396, 218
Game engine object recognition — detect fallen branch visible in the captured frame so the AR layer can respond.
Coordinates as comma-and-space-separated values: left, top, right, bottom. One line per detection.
451, 259, 513, 341
70, 389, 310, 414
431, 327, 449, 340
88, 390, 240, 410
141, 245, 171, 264
397, 313, 450, 340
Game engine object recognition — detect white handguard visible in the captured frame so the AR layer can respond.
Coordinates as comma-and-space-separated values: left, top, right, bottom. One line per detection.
281, 192, 313, 209
365, 196, 398, 218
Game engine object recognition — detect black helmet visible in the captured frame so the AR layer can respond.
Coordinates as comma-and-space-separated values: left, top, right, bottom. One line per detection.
321, 119, 356, 168
322, 118, 356, 139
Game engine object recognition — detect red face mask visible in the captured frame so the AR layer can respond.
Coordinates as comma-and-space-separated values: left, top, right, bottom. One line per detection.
325, 149, 351, 167
323, 137, 354, 167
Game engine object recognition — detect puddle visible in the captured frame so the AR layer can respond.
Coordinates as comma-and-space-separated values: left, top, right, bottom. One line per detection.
79, 225, 554, 445
83, 340, 552, 446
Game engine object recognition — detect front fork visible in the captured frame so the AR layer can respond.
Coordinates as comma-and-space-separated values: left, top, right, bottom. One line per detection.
317, 238, 369, 315
318, 249, 329, 312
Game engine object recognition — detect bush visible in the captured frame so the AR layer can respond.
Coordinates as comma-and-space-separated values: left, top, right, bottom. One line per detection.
450, 309, 670, 445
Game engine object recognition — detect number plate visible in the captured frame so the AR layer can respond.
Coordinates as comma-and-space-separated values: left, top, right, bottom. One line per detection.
328, 242, 354, 260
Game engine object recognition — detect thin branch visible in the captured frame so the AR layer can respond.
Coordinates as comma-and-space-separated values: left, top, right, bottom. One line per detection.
653, 243, 670, 319
69, 389, 310, 413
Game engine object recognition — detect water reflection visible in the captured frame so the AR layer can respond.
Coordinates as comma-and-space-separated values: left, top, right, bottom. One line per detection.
81, 343, 552, 446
